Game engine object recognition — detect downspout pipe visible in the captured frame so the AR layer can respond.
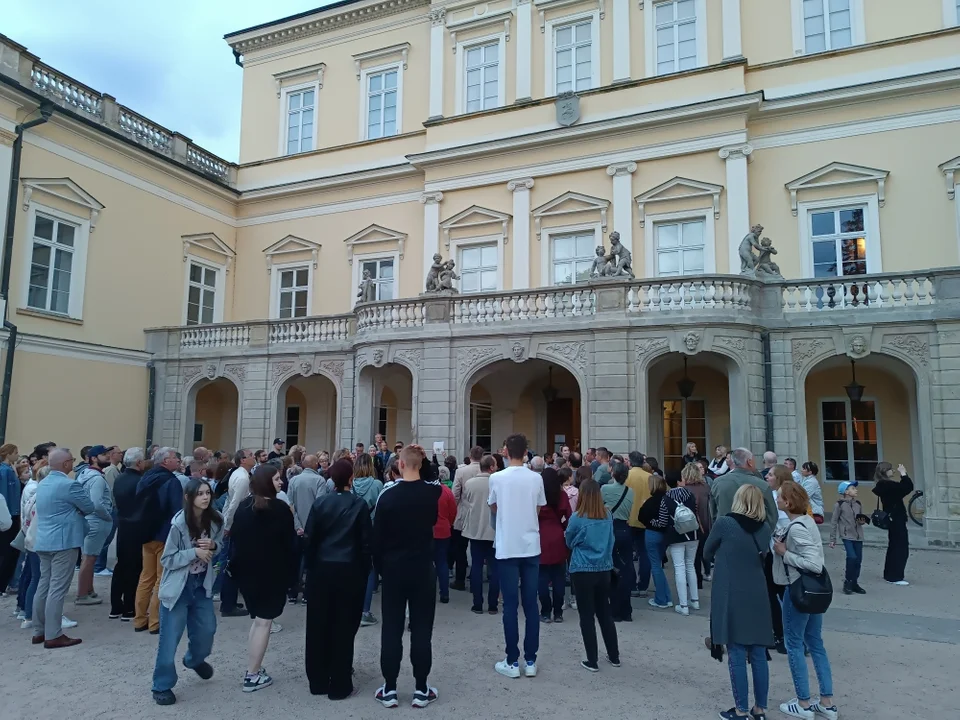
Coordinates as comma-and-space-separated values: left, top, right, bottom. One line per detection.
0, 104, 54, 443
145, 361, 156, 450
760, 330, 775, 453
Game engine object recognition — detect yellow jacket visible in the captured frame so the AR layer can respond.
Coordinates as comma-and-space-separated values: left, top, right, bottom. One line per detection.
626, 466, 651, 528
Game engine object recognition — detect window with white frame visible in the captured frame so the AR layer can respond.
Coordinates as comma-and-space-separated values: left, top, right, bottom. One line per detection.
654, 0, 698, 75
654, 219, 705, 277
662, 399, 706, 474
552, 232, 595, 285
278, 267, 310, 319
186, 262, 218, 326
285, 405, 301, 449
28, 212, 76, 315
377, 407, 388, 439
555, 20, 593, 94
365, 68, 399, 140
803, 0, 852, 53
361, 257, 395, 300
464, 42, 500, 113
821, 399, 878, 483
459, 244, 498, 293
810, 206, 868, 277
470, 403, 493, 451
285, 88, 315, 155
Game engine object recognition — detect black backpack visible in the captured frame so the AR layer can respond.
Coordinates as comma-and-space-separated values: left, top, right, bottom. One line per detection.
129, 481, 166, 544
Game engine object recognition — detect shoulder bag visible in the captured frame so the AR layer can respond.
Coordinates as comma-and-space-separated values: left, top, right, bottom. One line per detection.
783, 522, 832, 614
611, 485, 629, 514
870, 491, 891, 530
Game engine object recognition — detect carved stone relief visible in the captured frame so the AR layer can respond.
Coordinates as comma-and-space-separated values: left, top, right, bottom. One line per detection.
792, 338, 826, 373
372, 348, 385, 366
541, 342, 588, 372
320, 360, 345, 381
299, 358, 313, 376
273, 361, 294, 383
204, 362, 218, 380
223, 364, 246, 383
457, 346, 500, 376
394, 349, 423, 372
714, 336, 747, 355
511, 342, 526, 363
182, 365, 202, 385
634, 338, 669, 363
886, 334, 929, 367
681, 331, 702, 354
846, 334, 869, 359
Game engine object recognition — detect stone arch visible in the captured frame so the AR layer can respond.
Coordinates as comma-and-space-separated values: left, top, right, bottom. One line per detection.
181, 373, 242, 454
272, 371, 341, 454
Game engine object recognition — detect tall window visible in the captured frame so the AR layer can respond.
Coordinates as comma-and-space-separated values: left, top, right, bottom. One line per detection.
285, 406, 300, 449
662, 399, 705, 473
655, 219, 704, 277
193, 423, 204, 443
378, 407, 388, 440
552, 232, 595, 285
555, 20, 592, 94
460, 244, 498, 293
803, 0, 852, 53
278, 267, 309, 319
810, 207, 867, 277
285, 88, 315, 155
470, 403, 493, 451
28, 213, 75, 315
465, 43, 499, 113
186, 262, 217, 326
361, 258, 395, 301
366, 69, 398, 140
821, 399, 878, 483
655, 0, 698, 75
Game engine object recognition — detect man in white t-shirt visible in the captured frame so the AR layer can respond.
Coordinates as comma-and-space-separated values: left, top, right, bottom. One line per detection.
488, 433, 546, 680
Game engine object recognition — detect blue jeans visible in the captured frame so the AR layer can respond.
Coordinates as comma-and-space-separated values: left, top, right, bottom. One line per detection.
470, 539, 499, 610
782, 587, 833, 702
842, 539, 863, 585
152, 573, 217, 692
632, 527, 650, 592
362, 569, 377, 613
645, 531, 672, 606
18, 552, 41, 619
94, 510, 118, 573
538, 562, 565, 618
611, 520, 635, 618
434, 537, 450, 599
727, 643, 769, 713
498, 555, 540, 665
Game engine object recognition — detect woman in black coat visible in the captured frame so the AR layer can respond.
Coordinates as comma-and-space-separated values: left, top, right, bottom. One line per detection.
230, 464, 297, 693
303, 459, 372, 700
871, 462, 913, 584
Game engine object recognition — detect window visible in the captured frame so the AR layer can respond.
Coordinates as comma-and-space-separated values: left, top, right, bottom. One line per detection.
28, 212, 75, 315
662, 399, 705, 474
654, 0, 698, 75
361, 258, 395, 301
278, 267, 309, 319
820, 399, 878, 483
365, 68, 399, 140
460, 244, 498, 293
285, 88, 315, 155
470, 403, 493, 451
803, 0, 852, 53
551, 233, 596, 285
810, 207, 867, 278
464, 43, 500, 113
555, 20, 593, 94
193, 423, 204, 443
655, 219, 704, 277
186, 262, 218, 326
378, 407, 388, 440
285, 406, 301, 449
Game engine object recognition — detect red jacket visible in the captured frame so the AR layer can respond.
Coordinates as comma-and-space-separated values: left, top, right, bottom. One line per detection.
538, 492, 572, 565
433, 484, 458, 540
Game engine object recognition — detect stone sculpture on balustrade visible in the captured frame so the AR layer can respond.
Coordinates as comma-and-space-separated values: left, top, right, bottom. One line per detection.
738, 223, 784, 281
357, 269, 377, 304
589, 231, 635, 280
424, 252, 460, 294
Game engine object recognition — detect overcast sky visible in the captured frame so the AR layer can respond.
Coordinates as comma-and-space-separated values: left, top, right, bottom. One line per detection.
3, 0, 327, 162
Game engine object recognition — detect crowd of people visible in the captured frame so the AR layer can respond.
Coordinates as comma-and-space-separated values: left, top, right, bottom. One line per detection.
0, 435, 918, 718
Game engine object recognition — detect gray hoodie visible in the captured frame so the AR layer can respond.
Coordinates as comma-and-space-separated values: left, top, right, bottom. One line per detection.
352, 476, 383, 520
76, 466, 113, 532
158, 509, 224, 610
288, 468, 326, 532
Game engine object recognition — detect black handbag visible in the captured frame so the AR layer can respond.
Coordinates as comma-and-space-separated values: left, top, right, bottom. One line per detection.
870, 493, 891, 530
783, 523, 833, 614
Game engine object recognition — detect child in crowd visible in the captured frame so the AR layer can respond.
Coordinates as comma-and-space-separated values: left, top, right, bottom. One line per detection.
829, 481, 866, 595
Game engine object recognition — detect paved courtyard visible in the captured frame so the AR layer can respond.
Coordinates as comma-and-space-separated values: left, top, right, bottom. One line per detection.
3, 545, 959, 720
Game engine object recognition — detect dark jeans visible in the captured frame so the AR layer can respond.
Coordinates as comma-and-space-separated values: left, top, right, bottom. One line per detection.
631, 527, 650, 592
498, 555, 540, 665
94, 510, 118, 573
610, 520, 635, 619
18, 551, 41, 619
380, 561, 436, 693
0, 515, 22, 590
306, 561, 365, 699
218, 537, 240, 612
571, 571, 620, 665
842, 539, 863, 585
695, 529, 710, 587
763, 551, 784, 641
110, 530, 142, 616
469, 539, 499, 611
363, 569, 377, 613
727, 643, 769, 713
538, 562, 565, 618
448, 529, 468, 586
883, 521, 909, 582
434, 537, 450, 599
289, 536, 305, 601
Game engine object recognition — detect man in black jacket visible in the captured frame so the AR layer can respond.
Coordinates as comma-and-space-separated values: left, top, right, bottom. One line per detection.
109, 447, 145, 620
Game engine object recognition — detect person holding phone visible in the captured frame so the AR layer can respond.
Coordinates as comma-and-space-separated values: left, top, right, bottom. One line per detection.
871, 462, 913, 585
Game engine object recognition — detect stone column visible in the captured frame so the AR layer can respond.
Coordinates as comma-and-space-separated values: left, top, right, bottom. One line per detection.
421, 192, 443, 285
516, 0, 533, 102
928, 322, 960, 544
418, 340, 455, 452
428, 8, 446, 119
612, 0, 631, 82
606, 162, 637, 261
589, 332, 634, 452
239, 359, 270, 450
508, 178, 534, 290
721, 0, 743, 59
719, 144, 752, 274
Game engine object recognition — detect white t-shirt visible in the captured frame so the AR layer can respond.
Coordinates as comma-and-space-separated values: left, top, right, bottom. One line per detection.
488, 465, 546, 560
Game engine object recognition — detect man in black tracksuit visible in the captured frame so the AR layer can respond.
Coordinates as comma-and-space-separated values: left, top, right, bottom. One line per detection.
373, 445, 441, 709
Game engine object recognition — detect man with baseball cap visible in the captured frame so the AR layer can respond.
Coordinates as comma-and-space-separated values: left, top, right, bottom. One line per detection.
268, 439, 286, 461
75, 446, 114, 605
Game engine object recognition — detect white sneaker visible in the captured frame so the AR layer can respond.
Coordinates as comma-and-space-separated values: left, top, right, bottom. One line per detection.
15, 610, 25, 620
494, 659, 520, 679
779, 699, 815, 719
675, 605, 689, 616
648, 598, 673, 609
690, 600, 700, 610
411, 687, 438, 708
21, 619, 32, 629
886, 580, 909, 586
61, 616, 78, 629
270, 621, 282, 634
569, 598, 578, 610
94, 569, 113, 577
809, 701, 839, 720
523, 661, 537, 678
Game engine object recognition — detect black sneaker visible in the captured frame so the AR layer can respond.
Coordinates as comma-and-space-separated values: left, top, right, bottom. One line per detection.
719, 710, 751, 720
751, 711, 767, 720
189, 661, 214, 680
411, 687, 438, 708
553, 614, 563, 623
149, 629, 159, 635
108, 613, 121, 619
774, 638, 787, 655
288, 597, 298, 605
580, 660, 599, 673
243, 669, 273, 693
471, 606, 484, 614
439, 596, 449, 604
540, 614, 551, 623
153, 690, 176, 705
376, 685, 399, 708
607, 656, 621, 668
120, 612, 134, 622
852, 584, 867, 594
221, 607, 247, 618
842, 583, 852, 595
449, 582, 466, 592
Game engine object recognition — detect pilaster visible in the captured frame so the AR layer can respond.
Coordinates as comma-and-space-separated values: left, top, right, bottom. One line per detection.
606, 162, 637, 264
719, 144, 752, 274
721, 0, 743, 58
428, 8, 446, 119
612, 0, 631, 81
588, 332, 633, 451
421, 191, 444, 284
418, 340, 455, 450
515, 0, 533, 101
508, 178, 534, 290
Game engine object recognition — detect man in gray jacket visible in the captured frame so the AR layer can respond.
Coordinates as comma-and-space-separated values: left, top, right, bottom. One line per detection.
709, 448, 778, 533
287, 455, 327, 603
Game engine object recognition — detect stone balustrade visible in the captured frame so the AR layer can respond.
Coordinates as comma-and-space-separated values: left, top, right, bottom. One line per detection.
628, 276, 754, 312
30, 63, 102, 118
270, 316, 352, 344
356, 300, 426, 332
118, 108, 171, 153
782, 272, 937, 312
451, 287, 597, 323
180, 323, 251, 349
185, 145, 232, 182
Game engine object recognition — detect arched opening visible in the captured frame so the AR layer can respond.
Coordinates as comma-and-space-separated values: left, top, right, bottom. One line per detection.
190, 378, 239, 453
466, 359, 582, 454
275, 374, 339, 455
357, 363, 415, 447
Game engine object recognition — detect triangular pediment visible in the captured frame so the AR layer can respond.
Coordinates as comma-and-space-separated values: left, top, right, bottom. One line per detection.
634, 177, 723, 227
343, 224, 407, 263
22, 177, 104, 229
785, 162, 889, 214
440, 206, 511, 245
940, 156, 960, 200
263, 235, 321, 271
183, 232, 235, 270
532, 192, 609, 239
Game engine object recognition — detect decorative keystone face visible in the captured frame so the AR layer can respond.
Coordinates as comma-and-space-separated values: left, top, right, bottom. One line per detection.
373, 348, 385, 365
683, 331, 701, 353
848, 335, 868, 357
299, 360, 312, 376
204, 363, 217, 380
511, 342, 526, 362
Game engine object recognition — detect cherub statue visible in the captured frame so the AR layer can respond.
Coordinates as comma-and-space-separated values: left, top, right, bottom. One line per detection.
357, 268, 377, 303
602, 231, 634, 278
738, 223, 764, 274
590, 245, 609, 278
425, 253, 444, 292
438, 259, 460, 292
755, 236, 783, 280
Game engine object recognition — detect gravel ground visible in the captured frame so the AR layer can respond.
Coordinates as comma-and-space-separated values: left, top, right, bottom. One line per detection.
2, 545, 958, 720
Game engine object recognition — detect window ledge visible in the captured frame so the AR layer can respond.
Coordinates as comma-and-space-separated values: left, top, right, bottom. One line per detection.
16, 307, 83, 325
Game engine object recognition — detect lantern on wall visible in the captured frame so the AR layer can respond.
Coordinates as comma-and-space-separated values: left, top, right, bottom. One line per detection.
677, 357, 696, 399
844, 359, 865, 403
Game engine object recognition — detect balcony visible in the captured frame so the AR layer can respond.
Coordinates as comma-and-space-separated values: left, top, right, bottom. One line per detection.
145, 268, 960, 357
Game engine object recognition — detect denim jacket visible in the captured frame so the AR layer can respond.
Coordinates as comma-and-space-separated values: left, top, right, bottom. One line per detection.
564, 512, 614, 573
158, 510, 224, 610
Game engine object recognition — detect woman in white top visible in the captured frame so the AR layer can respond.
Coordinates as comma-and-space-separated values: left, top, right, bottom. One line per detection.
798, 462, 824, 522
708, 445, 731, 479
